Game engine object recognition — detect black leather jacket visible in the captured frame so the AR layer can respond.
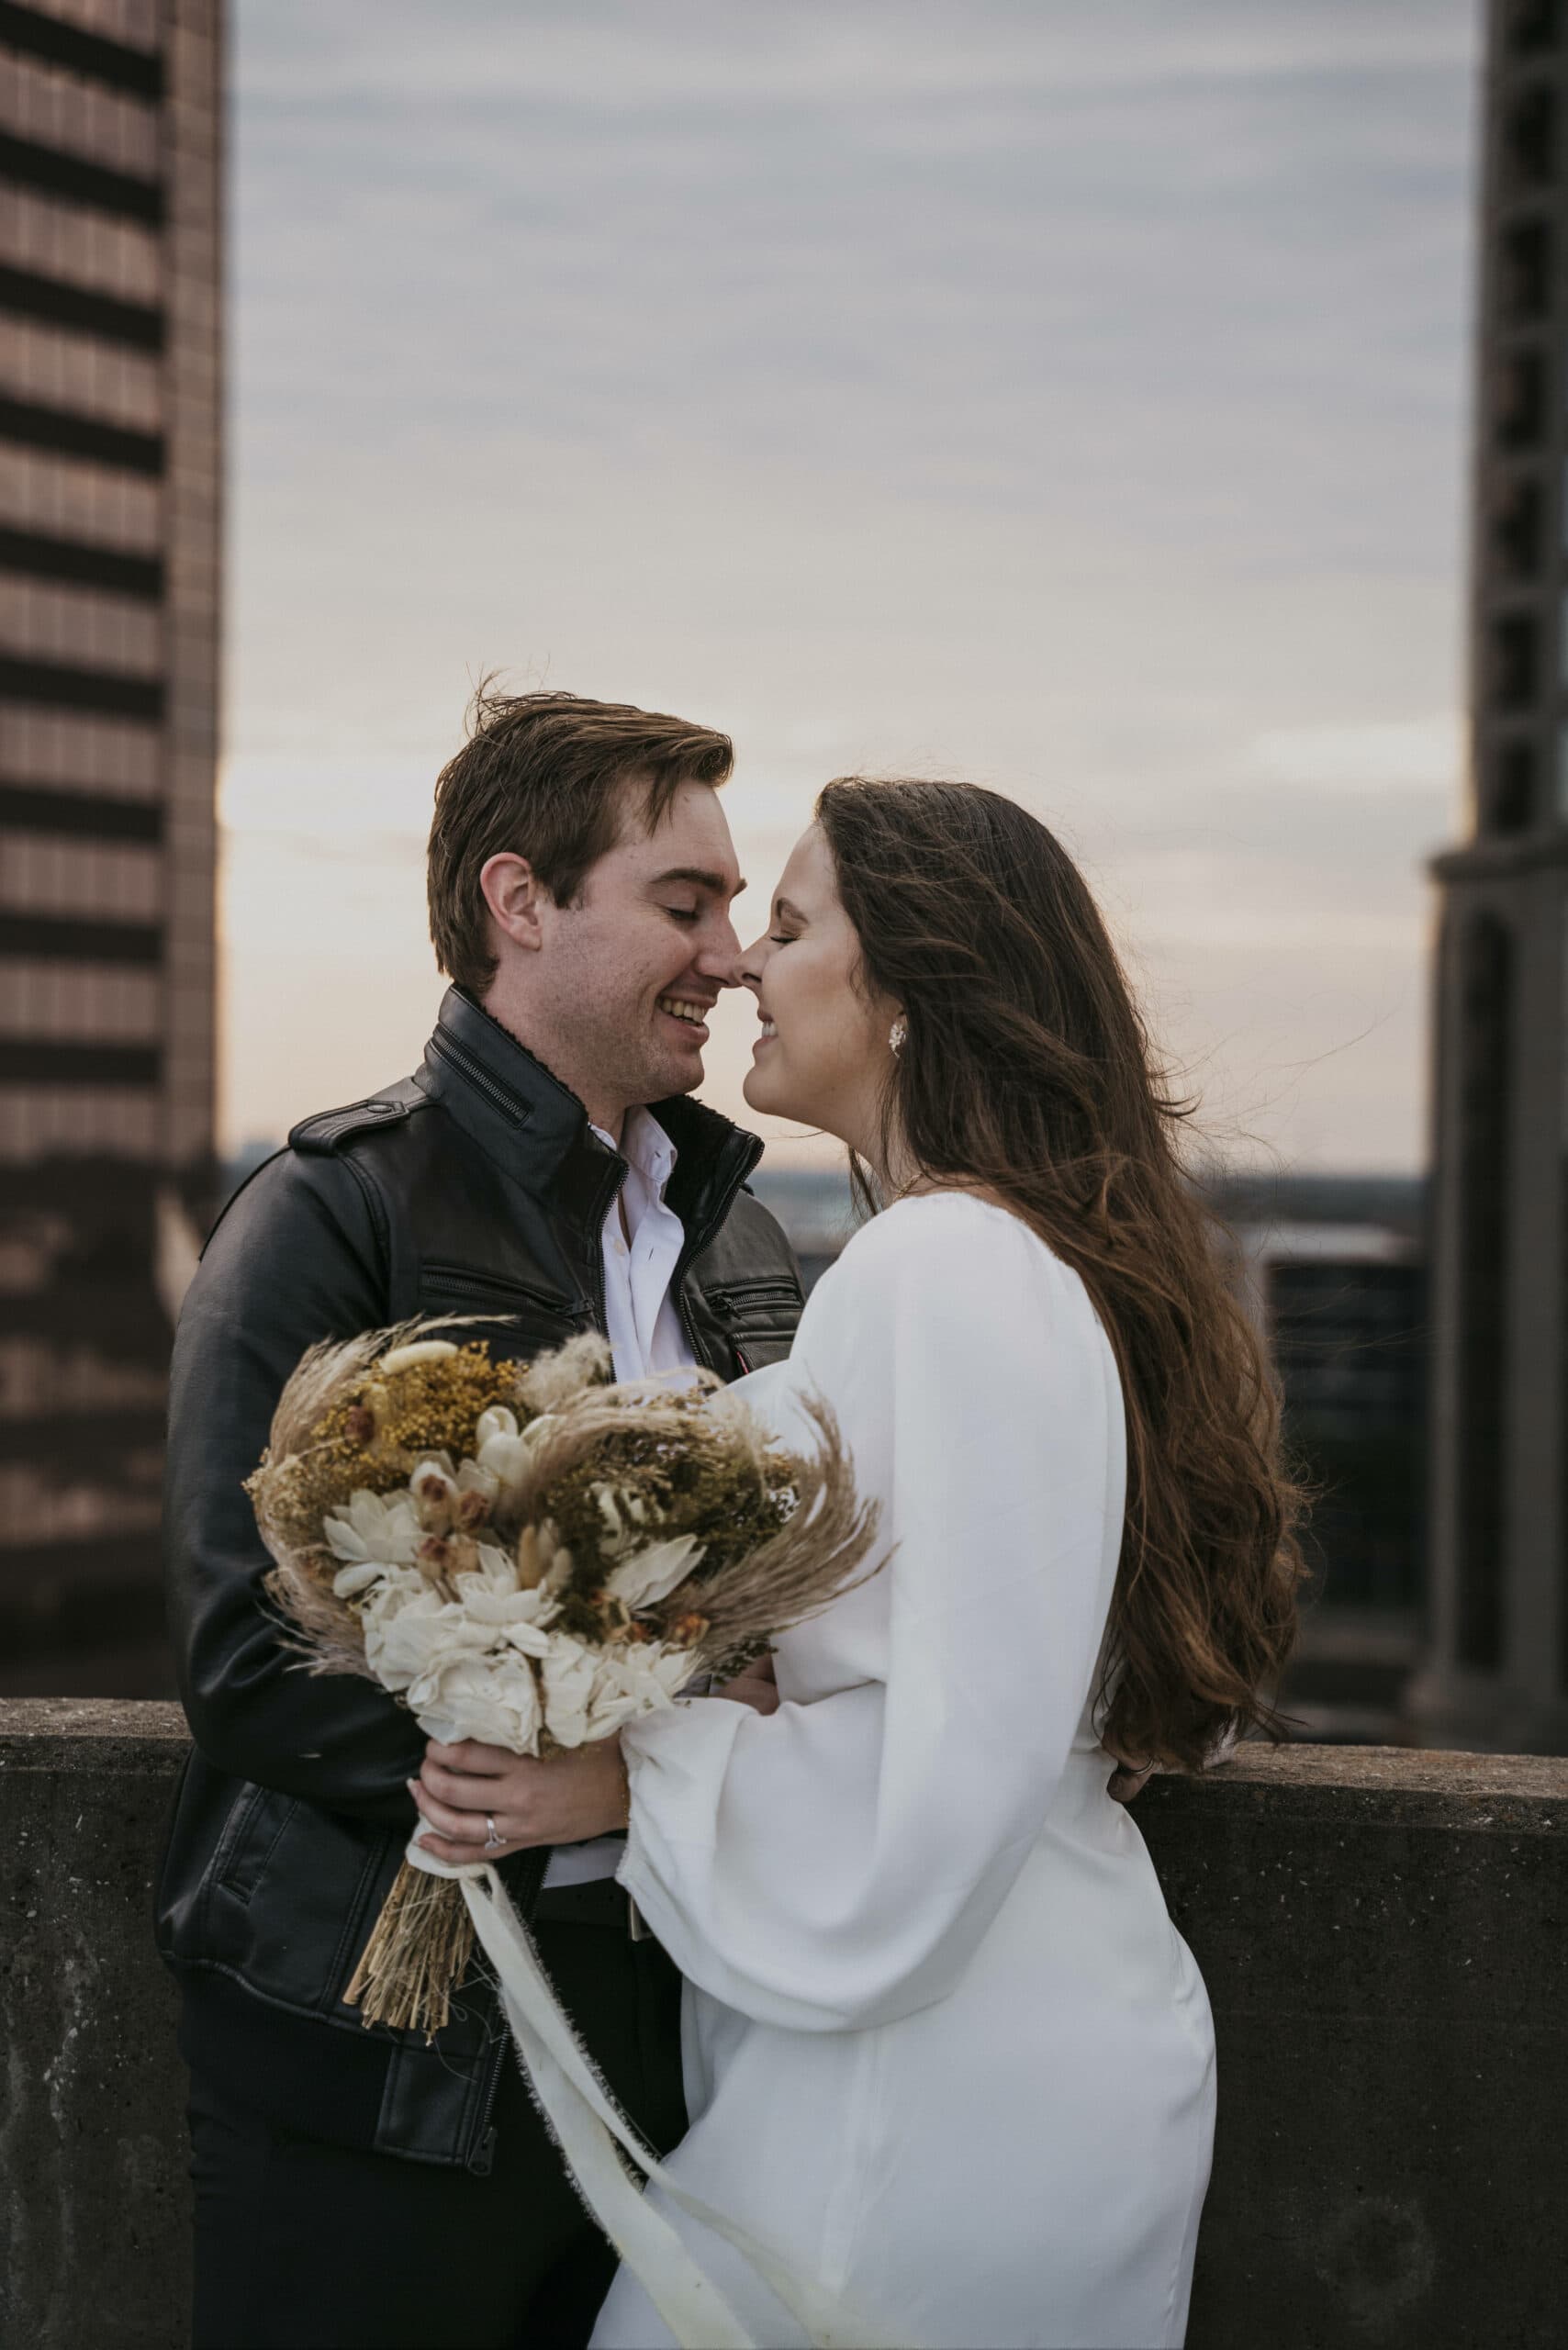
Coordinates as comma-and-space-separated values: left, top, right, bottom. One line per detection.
155, 987, 804, 2169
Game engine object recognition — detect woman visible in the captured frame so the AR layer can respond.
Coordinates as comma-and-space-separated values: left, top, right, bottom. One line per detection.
587, 778, 1301, 2350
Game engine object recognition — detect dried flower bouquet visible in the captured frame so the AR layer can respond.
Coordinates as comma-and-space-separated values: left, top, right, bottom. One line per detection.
247, 1319, 878, 2035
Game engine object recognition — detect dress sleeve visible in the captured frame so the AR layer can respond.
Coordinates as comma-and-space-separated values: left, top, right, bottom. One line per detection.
618, 1203, 1127, 2032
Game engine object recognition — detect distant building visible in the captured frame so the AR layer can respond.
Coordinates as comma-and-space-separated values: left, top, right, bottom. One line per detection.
1211, 1175, 1427, 1744
1415, 0, 1568, 1754
0, 1, 222, 1696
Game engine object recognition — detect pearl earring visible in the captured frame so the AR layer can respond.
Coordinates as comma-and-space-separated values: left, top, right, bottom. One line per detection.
889, 1018, 907, 1056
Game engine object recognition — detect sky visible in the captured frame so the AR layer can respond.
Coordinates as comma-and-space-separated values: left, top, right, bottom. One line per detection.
222, 0, 1479, 1170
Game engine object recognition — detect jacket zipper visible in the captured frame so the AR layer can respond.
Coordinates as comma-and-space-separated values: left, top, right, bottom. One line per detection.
427, 1026, 534, 1125
421, 1263, 586, 1317
702, 1280, 804, 1315
468, 2039, 507, 2175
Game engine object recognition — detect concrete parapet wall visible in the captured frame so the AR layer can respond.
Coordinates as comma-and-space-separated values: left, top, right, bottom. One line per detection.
1, 1703, 1563, 2350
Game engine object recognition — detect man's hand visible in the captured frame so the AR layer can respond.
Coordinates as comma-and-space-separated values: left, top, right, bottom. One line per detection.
410, 1737, 629, 1864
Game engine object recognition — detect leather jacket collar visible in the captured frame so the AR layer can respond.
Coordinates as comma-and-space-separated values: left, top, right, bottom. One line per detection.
416, 987, 763, 1264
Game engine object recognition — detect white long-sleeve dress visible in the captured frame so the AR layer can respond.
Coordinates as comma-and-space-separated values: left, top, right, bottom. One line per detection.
590, 1193, 1215, 2350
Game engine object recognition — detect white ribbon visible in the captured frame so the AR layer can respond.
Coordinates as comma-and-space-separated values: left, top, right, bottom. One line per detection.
409, 1842, 901, 2350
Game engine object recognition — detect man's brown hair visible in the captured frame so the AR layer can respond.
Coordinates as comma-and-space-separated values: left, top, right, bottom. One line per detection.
427, 686, 734, 996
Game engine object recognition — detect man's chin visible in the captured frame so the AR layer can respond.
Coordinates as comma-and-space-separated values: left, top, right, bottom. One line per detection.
644, 1045, 706, 1102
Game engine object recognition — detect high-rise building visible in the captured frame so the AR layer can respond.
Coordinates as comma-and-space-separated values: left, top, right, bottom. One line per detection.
0, 0, 221, 1695
1415, 0, 1568, 1753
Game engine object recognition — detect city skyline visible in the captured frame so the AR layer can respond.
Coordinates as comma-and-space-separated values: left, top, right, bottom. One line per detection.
223, 1, 1478, 1170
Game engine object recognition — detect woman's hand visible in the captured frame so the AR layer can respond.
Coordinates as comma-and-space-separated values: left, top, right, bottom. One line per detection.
410, 1736, 630, 1864
720, 1654, 780, 1717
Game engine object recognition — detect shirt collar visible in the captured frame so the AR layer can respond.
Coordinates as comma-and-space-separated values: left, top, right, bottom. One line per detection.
591, 1105, 678, 1199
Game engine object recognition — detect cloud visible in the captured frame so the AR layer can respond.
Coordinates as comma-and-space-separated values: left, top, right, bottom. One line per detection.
1247, 714, 1463, 794
222, 0, 1477, 1174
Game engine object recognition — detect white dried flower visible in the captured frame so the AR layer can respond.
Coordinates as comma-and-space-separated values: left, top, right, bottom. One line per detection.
475, 1427, 531, 1493
605, 1535, 704, 1610
361, 1585, 491, 1693
378, 1338, 459, 1374
539, 1632, 599, 1747
323, 1488, 421, 1569
409, 1456, 461, 1532
411, 1651, 543, 1751
454, 1550, 559, 1637
475, 1404, 519, 1449
587, 1643, 693, 1734
330, 1561, 386, 1601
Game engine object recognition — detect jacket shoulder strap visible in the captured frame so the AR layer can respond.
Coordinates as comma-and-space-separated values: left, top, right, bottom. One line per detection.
289, 1095, 415, 1155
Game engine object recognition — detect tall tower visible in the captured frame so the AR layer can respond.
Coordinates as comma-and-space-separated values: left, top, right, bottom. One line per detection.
0, 0, 221, 1693
1416, 0, 1568, 1752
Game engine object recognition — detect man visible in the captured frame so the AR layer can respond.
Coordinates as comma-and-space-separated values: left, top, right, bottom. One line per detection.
157, 690, 806, 2349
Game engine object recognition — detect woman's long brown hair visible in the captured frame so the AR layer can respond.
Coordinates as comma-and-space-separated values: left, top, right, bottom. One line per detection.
816, 777, 1304, 1772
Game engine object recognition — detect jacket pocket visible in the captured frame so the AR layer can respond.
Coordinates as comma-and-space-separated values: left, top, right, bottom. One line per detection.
420, 1261, 590, 1339
215, 1783, 299, 1906
704, 1275, 804, 1316
420, 1261, 583, 1313
702, 1274, 803, 1370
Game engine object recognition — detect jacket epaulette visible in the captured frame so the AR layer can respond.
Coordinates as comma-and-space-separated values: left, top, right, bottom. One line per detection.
288, 1096, 414, 1154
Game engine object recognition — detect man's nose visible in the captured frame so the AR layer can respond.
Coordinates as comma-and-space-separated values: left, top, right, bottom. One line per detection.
694, 916, 745, 986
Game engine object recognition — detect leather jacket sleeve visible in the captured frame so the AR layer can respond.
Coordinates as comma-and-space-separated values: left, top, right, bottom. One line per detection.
164, 1147, 425, 1828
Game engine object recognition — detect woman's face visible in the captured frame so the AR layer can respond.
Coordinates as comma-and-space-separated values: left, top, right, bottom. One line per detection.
739, 823, 900, 1156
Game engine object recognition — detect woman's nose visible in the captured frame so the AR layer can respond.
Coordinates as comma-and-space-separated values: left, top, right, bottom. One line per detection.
734, 934, 770, 993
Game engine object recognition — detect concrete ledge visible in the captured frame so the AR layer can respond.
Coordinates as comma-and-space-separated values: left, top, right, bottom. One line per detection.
1137, 1742, 1567, 2349
2, 1704, 1564, 2350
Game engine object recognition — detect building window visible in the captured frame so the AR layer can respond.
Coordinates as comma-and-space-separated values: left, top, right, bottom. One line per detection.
28, 1, 162, 52
0, 574, 161, 674
1508, 0, 1561, 53
0, 51, 159, 179
0, 705, 159, 795
1454, 913, 1513, 1670
1500, 218, 1553, 321
1495, 472, 1543, 576
1492, 738, 1536, 830
0, 834, 162, 922
0, 961, 160, 1041
1496, 347, 1547, 447
1492, 610, 1538, 707
0, 186, 160, 307
0, 1086, 160, 1163
1269, 1257, 1426, 1612
0, 445, 161, 552
0, 316, 160, 431
1503, 84, 1557, 189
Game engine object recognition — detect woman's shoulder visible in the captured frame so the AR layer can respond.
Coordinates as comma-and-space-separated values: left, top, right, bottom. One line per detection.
812, 1190, 1092, 1321
791, 1191, 1118, 1430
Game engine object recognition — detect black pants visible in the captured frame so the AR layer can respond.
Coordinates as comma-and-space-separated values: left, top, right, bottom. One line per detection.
187, 1918, 687, 2350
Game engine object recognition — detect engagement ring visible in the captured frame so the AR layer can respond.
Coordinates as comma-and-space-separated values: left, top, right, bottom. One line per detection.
484, 1815, 503, 1851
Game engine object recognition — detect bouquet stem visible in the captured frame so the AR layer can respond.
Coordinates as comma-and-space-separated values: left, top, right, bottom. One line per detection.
345, 1862, 476, 2037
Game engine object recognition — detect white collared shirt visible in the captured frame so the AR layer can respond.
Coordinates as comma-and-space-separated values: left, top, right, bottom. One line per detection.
589, 1106, 696, 1387
541, 1106, 698, 1889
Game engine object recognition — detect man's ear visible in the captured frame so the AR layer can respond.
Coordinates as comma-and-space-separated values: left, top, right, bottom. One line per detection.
480, 852, 547, 953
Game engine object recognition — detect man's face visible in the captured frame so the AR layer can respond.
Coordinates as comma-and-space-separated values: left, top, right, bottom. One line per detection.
524, 780, 745, 1121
